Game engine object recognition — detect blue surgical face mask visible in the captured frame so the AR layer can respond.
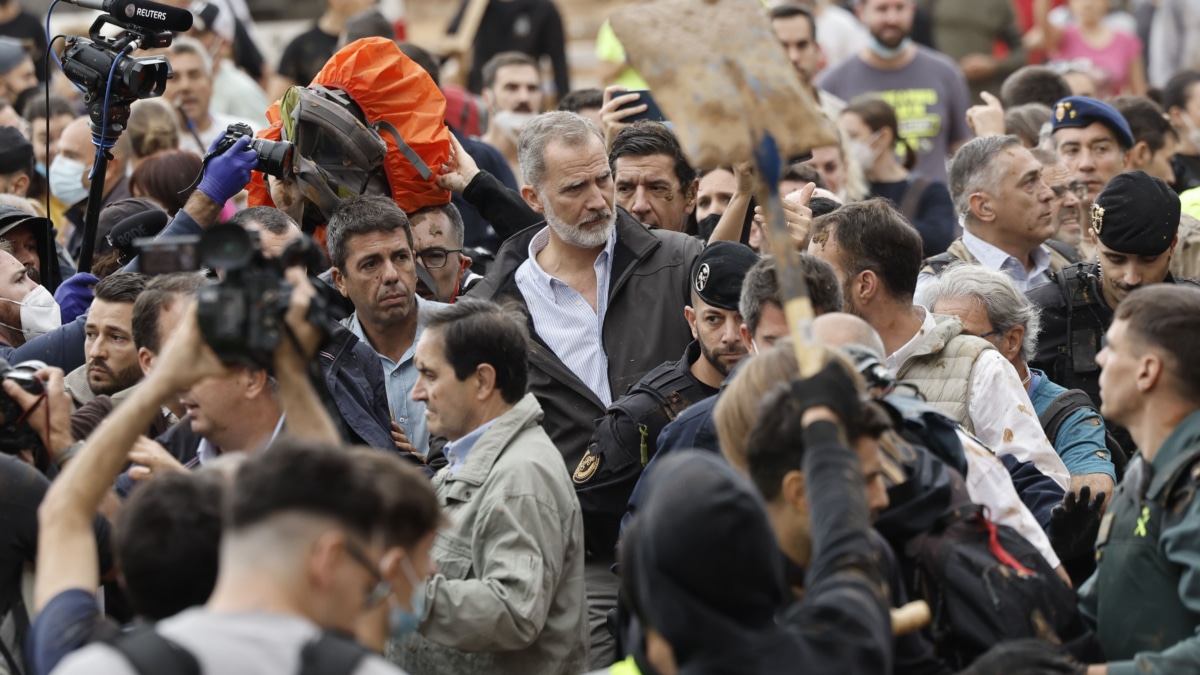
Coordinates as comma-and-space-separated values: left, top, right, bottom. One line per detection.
49, 156, 89, 206
868, 35, 911, 60
387, 556, 427, 639
34, 161, 45, 178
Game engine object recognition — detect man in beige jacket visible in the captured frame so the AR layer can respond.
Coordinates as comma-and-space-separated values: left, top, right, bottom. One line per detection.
392, 297, 588, 675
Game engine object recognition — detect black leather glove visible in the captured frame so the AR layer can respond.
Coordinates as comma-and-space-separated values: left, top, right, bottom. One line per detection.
960, 639, 1087, 675
1048, 485, 1107, 562
790, 358, 861, 428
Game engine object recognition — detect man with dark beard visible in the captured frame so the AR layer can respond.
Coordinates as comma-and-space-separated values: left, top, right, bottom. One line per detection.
64, 273, 147, 408
469, 110, 702, 669
574, 241, 757, 572
1029, 171, 1200, 410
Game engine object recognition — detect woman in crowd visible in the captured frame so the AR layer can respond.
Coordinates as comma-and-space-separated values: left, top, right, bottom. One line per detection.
840, 98, 957, 257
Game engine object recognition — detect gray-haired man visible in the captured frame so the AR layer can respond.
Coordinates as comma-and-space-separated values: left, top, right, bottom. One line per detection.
468, 110, 702, 668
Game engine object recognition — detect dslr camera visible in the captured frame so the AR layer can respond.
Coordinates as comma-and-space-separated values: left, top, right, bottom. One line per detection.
0, 359, 47, 456
137, 225, 345, 370
210, 123, 294, 180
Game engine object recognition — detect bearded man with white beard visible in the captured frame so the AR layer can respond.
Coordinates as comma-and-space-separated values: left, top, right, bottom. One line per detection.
468, 110, 703, 668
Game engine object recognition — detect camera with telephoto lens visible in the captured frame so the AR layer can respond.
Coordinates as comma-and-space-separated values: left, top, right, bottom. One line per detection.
212, 123, 294, 180
0, 358, 47, 456
136, 225, 346, 370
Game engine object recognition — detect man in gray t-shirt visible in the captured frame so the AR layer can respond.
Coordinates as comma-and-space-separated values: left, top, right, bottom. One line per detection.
53, 436, 409, 675
817, 0, 972, 183
52, 610, 401, 675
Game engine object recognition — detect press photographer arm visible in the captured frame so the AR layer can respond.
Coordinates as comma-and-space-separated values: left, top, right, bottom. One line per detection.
30, 302, 229, 612
120, 136, 258, 274
275, 266, 340, 444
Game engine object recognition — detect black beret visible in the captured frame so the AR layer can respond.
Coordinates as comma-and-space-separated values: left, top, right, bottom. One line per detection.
1090, 171, 1179, 256
690, 241, 759, 310
0, 126, 33, 175
1051, 96, 1135, 149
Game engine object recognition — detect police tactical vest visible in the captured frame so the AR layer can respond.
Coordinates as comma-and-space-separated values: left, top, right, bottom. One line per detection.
896, 314, 995, 434
1045, 264, 1109, 407
1094, 446, 1200, 660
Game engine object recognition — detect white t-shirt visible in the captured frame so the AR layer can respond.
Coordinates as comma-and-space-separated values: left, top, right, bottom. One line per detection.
179, 111, 258, 158
50, 609, 407, 675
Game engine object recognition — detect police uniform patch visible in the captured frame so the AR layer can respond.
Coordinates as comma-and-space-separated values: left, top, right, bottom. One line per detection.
694, 263, 710, 292
1091, 203, 1104, 234
573, 452, 601, 484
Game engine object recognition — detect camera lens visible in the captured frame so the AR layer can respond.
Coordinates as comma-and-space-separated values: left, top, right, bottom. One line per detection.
250, 139, 294, 179
198, 224, 257, 271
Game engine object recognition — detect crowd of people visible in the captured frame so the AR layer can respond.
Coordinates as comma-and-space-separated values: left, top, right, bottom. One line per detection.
0, 0, 1198, 672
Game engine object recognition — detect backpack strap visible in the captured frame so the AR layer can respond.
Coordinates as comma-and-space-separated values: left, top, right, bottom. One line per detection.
373, 120, 433, 180
110, 628, 201, 675
920, 251, 958, 278
899, 175, 932, 224
297, 632, 369, 675
1038, 389, 1096, 446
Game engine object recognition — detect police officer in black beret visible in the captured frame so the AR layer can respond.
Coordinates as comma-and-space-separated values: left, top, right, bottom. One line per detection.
573, 241, 760, 561
1029, 170, 1200, 422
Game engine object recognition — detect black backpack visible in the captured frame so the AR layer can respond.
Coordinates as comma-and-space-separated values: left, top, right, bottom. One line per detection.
1039, 388, 1128, 479
109, 627, 369, 675
903, 473, 1103, 669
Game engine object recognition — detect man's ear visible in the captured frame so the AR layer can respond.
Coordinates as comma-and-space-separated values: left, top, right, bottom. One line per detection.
138, 346, 154, 376
683, 177, 699, 215
856, 269, 880, 305
782, 470, 807, 514
1130, 141, 1152, 170
10, 174, 28, 196
1120, 149, 1133, 170
685, 305, 698, 339
1001, 324, 1025, 363
474, 363, 498, 400
967, 192, 994, 223
740, 323, 754, 353
1138, 353, 1165, 395
521, 185, 545, 214
308, 531, 343, 592
244, 368, 269, 398
331, 267, 348, 298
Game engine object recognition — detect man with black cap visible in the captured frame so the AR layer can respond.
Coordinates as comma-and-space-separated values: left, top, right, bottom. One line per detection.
0, 36, 34, 102
0, 204, 63, 292
1029, 170, 1199, 411
574, 241, 758, 568
1051, 97, 1135, 260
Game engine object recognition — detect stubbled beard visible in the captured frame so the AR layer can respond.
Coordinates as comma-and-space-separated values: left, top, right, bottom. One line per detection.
543, 195, 616, 249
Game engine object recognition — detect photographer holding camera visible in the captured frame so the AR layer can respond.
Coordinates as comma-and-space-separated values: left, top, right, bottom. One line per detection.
10, 266, 382, 674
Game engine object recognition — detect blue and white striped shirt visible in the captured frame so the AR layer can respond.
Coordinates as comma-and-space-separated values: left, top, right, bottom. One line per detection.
515, 227, 617, 406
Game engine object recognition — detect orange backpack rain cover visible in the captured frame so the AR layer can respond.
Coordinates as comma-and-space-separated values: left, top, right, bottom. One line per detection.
247, 37, 452, 218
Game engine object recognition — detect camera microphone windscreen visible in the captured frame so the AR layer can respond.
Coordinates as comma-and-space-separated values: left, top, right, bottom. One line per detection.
62, 0, 194, 32
107, 209, 169, 257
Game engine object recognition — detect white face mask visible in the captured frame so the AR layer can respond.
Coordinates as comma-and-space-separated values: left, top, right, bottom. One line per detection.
49, 155, 89, 206
490, 111, 535, 143
0, 285, 61, 341
849, 132, 882, 170
1181, 112, 1200, 150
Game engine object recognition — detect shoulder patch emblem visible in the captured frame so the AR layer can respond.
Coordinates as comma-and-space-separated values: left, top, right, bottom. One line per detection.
573, 452, 601, 484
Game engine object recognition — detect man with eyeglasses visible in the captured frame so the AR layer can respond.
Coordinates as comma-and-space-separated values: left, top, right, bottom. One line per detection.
917, 135, 1076, 296
1029, 171, 1200, 415
410, 203, 482, 304
1032, 148, 1090, 262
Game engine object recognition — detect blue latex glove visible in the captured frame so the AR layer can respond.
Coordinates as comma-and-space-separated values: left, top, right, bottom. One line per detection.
54, 272, 99, 324
196, 135, 258, 205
